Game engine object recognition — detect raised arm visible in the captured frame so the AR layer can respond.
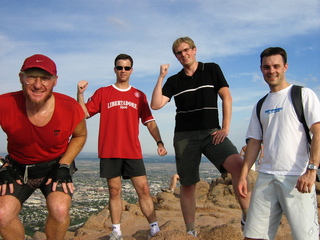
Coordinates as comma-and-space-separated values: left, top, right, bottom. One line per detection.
77, 80, 90, 118
145, 120, 167, 156
151, 64, 170, 110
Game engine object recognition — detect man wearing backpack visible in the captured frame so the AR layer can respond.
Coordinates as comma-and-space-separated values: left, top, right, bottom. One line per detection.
238, 47, 320, 240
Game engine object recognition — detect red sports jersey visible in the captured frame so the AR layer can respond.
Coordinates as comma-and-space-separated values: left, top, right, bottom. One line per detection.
0, 91, 84, 164
86, 85, 154, 159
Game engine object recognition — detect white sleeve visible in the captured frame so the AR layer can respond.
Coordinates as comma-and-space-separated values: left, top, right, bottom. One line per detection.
246, 104, 263, 141
302, 88, 320, 128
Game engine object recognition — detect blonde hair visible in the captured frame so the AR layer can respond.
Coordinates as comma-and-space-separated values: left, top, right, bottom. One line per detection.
172, 37, 196, 55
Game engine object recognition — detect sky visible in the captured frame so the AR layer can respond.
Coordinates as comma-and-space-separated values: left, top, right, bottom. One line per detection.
0, 0, 319, 157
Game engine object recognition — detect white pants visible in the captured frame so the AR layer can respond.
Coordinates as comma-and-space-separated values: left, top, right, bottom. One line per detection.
244, 173, 319, 240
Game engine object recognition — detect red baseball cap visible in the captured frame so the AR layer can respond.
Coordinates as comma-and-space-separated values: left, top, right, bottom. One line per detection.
21, 54, 57, 75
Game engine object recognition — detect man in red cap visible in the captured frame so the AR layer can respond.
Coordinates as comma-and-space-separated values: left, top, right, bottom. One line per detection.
0, 54, 87, 240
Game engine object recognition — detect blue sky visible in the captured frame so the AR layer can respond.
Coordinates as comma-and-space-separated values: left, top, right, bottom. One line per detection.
0, 0, 319, 156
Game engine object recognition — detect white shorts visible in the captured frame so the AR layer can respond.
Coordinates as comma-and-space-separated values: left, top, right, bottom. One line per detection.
244, 173, 319, 240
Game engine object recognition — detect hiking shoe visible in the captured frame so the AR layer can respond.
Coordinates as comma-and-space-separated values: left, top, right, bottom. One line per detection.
109, 231, 123, 240
187, 230, 197, 237
161, 188, 173, 193
241, 217, 246, 232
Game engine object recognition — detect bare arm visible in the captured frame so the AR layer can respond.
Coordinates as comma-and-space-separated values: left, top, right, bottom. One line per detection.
77, 80, 90, 118
59, 118, 87, 166
145, 120, 167, 156
238, 138, 262, 198
258, 144, 264, 164
48, 118, 87, 193
240, 145, 246, 157
212, 87, 232, 145
296, 122, 320, 193
151, 64, 170, 110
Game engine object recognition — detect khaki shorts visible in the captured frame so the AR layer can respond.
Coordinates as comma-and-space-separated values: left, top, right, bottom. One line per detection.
245, 173, 319, 240
173, 129, 238, 185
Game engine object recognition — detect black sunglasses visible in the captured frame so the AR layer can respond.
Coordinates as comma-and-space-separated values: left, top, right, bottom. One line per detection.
115, 66, 132, 71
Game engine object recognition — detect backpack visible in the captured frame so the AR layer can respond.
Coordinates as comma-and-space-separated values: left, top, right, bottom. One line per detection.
256, 85, 319, 181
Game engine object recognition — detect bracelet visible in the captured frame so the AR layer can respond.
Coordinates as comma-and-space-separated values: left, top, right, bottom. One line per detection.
156, 140, 164, 146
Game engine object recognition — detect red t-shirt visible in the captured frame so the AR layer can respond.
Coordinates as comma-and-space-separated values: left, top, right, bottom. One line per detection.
0, 91, 84, 164
86, 85, 154, 159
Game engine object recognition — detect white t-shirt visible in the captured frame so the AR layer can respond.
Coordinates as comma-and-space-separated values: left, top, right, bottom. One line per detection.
246, 85, 320, 175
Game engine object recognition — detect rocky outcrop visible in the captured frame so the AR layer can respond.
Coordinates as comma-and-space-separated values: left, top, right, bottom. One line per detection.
31, 170, 318, 239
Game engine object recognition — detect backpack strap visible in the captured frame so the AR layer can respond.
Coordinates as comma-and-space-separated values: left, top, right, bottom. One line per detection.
290, 85, 311, 145
256, 93, 268, 135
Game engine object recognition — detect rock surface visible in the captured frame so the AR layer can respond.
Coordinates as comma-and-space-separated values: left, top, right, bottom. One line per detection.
31, 171, 320, 240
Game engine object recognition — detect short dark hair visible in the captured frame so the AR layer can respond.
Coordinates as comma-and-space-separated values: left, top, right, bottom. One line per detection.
260, 47, 287, 65
114, 54, 133, 67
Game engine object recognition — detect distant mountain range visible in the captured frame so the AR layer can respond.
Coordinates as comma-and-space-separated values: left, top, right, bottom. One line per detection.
76, 152, 176, 163
0, 152, 210, 164
76, 152, 210, 163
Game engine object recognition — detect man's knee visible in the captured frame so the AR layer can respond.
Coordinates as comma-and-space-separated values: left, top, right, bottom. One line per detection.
223, 154, 243, 173
48, 203, 70, 222
0, 196, 20, 227
109, 187, 122, 199
0, 208, 11, 227
137, 183, 151, 197
47, 194, 71, 222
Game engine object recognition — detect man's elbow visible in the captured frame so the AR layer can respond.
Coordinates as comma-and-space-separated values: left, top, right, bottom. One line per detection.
151, 102, 161, 110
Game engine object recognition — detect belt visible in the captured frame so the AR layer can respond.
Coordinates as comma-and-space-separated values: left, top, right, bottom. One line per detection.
7, 155, 61, 184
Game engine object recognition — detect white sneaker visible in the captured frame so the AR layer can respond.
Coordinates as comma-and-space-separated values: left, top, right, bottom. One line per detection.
148, 229, 160, 239
109, 231, 123, 240
187, 230, 197, 237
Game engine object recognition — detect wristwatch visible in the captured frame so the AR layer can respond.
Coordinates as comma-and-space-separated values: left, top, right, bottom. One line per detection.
307, 163, 318, 170
156, 140, 164, 146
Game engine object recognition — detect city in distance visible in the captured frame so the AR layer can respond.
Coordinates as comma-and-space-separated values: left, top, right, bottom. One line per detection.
1, 152, 220, 237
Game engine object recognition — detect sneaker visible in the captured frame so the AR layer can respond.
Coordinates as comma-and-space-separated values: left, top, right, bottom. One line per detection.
109, 231, 123, 240
161, 188, 173, 193
241, 217, 246, 232
187, 230, 197, 237
148, 230, 156, 239
148, 227, 160, 239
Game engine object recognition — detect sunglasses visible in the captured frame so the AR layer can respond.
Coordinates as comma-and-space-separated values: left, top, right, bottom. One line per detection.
115, 66, 132, 71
